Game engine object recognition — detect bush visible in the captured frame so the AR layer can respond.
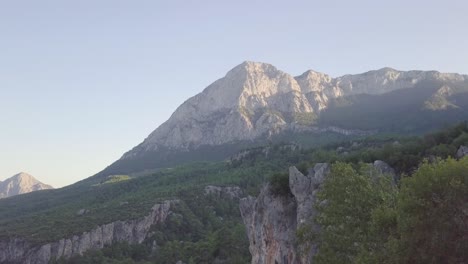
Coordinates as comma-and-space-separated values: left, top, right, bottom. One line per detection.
269, 173, 291, 197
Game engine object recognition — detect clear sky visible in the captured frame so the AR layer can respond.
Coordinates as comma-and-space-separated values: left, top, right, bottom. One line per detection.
1, 0, 467, 187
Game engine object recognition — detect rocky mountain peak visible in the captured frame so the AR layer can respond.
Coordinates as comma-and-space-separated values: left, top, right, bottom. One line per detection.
0, 172, 53, 199
116, 61, 468, 167
226, 61, 279, 77
11, 172, 34, 180
132, 61, 314, 153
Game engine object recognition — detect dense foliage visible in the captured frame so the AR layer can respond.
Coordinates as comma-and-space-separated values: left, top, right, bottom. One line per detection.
396, 158, 468, 263
268, 172, 292, 197
311, 158, 468, 264
311, 163, 397, 264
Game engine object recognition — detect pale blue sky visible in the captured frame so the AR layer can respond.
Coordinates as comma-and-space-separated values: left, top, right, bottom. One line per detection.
1, 0, 467, 187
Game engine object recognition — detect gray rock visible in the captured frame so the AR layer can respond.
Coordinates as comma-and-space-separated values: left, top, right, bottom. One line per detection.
456, 145, 468, 159
240, 189, 297, 264
336, 146, 345, 153
240, 164, 329, 264
0, 200, 177, 264
311, 163, 330, 186
373, 160, 398, 184
240, 161, 401, 263
204, 185, 243, 199
76, 209, 89, 216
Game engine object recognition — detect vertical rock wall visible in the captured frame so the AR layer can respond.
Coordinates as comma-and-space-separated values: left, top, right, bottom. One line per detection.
0, 200, 176, 264
240, 164, 329, 264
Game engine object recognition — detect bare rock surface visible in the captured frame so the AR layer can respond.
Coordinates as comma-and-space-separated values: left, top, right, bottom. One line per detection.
121, 62, 467, 160
373, 160, 398, 184
204, 185, 244, 199
457, 145, 468, 159
0, 200, 177, 264
240, 164, 329, 264
0, 172, 53, 199
240, 161, 397, 264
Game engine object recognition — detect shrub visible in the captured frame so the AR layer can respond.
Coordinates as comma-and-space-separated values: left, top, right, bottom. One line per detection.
269, 173, 291, 197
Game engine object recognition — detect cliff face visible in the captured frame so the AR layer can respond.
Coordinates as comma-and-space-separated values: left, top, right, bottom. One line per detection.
240, 161, 396, 264
0, 200, 176, 264
124, 62, 467, 155
118, 62, 464, 160
239, 164, 329, 264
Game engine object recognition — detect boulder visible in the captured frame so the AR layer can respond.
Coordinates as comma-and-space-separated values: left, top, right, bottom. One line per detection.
373, 160, 398, 184
456, 145, 468, 159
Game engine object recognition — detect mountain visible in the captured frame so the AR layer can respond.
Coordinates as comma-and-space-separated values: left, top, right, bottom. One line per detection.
130, 62, 467, 151
0, 172, 53, 199
99, 61, 468, 176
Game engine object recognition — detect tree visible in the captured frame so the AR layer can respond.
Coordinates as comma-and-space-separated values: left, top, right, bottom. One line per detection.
396, 157, 468, 263
312, 162, 397, 264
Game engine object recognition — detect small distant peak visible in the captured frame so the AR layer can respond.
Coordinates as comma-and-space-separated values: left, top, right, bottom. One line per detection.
377, 67, 398, 72
238, 60, 274, 68
369, 67, 399, 74
358, 67, 399, 76
297, 69, 328, 78
13, 172, 33, 179
227, 61, 278, 75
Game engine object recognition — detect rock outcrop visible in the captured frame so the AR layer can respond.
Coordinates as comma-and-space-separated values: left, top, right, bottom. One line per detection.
240, 161, 398, 264
229, 143, 301, 164
456, 145, 468, 159
0, 200, 177, 264
0, 172, 53, 199
204, 185, 244, 199
240, 164, 329, 264
373, 160, 398, 184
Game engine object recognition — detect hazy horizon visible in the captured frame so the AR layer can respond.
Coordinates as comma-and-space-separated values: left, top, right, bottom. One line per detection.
2, 0, 468, 187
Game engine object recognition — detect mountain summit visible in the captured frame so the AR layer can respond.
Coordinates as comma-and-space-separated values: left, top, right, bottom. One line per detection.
101, 61, 468, 176
0, 172, 53, 198
131, 61, 313, 153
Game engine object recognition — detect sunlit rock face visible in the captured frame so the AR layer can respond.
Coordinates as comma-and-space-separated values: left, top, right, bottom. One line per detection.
0, 172, 53, 199
121, 61, 467, 160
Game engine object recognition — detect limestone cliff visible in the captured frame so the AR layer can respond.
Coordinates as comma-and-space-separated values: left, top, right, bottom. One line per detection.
239, 164, 329, 264
240, 161, 397, 264
0, 200, 176, 264
122, 61, 467, 159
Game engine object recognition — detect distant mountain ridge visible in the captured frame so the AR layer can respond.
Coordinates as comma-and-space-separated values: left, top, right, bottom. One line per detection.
100, 61, 468, 176
0, 172, 53, 198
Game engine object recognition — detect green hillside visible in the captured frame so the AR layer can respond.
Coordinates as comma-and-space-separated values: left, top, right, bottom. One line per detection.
0, 123, 467, 263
